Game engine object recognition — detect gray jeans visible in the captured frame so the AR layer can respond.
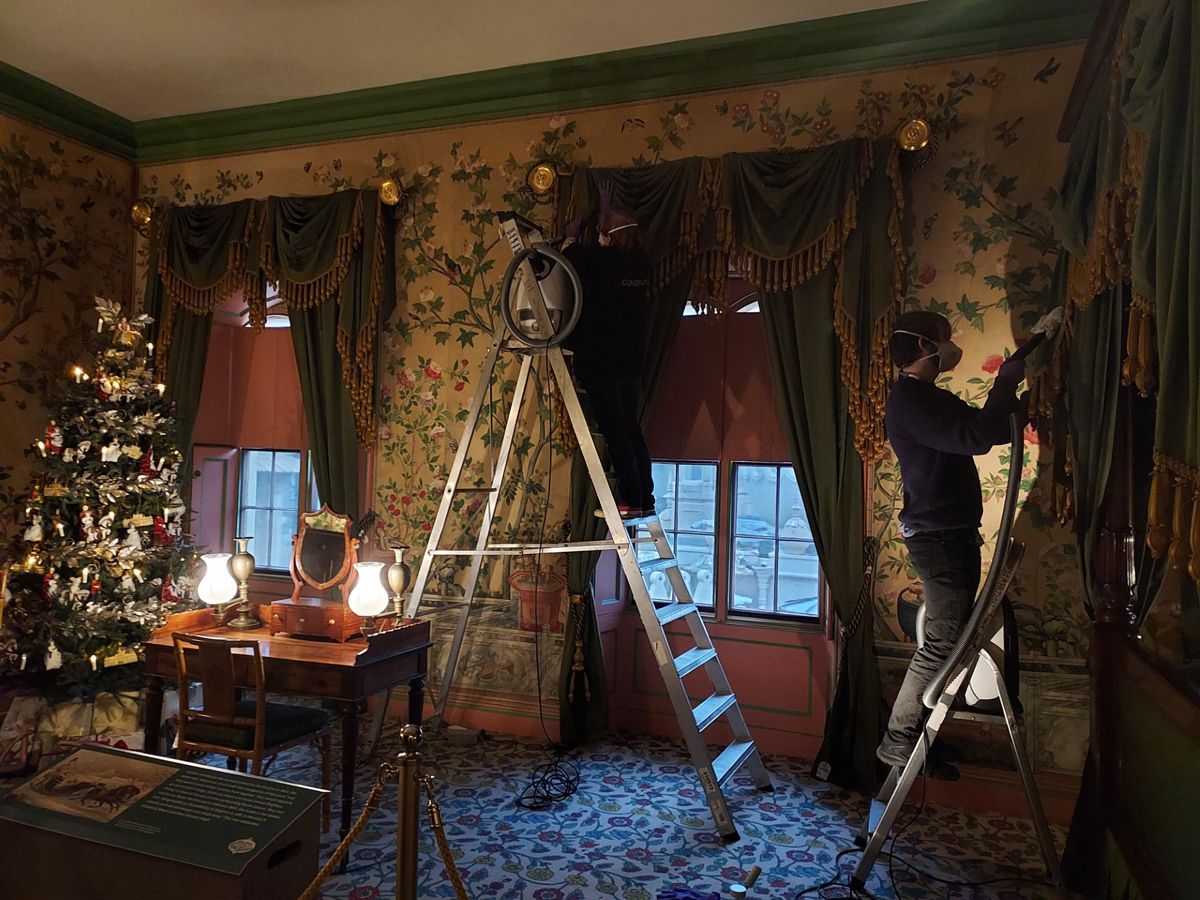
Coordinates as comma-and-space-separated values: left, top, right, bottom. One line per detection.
882, 528, 982, 747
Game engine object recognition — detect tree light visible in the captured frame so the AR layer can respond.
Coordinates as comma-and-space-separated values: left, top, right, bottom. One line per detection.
73, 366, 84, 383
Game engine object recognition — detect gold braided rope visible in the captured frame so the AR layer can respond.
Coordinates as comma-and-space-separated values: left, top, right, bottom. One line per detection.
422, 775, 472, 900
296, 776, 388, 900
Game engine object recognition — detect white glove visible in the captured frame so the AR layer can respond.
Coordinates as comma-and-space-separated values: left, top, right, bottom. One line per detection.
1031, 306, 1064, 338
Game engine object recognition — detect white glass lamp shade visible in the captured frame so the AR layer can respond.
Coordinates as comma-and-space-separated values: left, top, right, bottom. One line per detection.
348, 561, 390, 618
198, 552, 238, 606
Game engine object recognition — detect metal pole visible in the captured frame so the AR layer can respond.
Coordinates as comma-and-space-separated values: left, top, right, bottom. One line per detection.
395, 724, 422, 900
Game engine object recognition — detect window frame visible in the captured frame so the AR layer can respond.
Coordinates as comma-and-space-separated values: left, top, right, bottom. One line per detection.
725, 461, 823, 623
235, 448, 319, 573
639, 459, 721, 610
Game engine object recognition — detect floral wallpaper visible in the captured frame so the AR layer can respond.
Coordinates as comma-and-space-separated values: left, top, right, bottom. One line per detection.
0, 115, 135, 540
133, 44, 1089, 771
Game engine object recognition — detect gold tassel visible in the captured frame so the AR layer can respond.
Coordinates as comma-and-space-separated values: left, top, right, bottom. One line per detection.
1148, 465, 1174, 557
1123, 304, 1143, 386
1169, 477, 1193, 571
1134, 294, 1156, 395
1189, 489, 1200, 583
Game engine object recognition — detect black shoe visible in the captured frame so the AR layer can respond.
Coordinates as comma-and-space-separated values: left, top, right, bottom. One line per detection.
876, 739, 915, 768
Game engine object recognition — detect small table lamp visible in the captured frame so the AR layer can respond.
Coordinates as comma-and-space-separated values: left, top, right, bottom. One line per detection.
197, 552, 238, 611
348, 561, 389, 635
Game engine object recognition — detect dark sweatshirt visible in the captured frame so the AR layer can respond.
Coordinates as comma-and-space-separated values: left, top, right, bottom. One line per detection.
562, 242, 651, 383
885, 374, 1021, 534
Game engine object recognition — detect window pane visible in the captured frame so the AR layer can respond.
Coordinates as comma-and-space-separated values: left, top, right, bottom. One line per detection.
241, 508, 271, 562
272, 451, 302, 510
677, 464, 717, 534
269, 510, 296, 571
730, 537, 774, 612
778, 541, 820, 617
734, 465, 778, 536
675, 534, 715, 608
778, 467, 813, 540
651, 462, 676, 529
242, 450, 273, 507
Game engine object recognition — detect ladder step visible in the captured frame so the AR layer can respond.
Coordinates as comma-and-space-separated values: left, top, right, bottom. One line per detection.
655, 601, 698, 625
454, 487, 498, 493
693, 693, 737, 731
674, 647, 717, 678
639, 557, 678, 575
711, 740, 758, 788
622, 515, 662, 527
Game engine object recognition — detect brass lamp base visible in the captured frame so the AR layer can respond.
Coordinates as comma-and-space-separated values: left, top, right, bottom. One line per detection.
225, 602, 262, 630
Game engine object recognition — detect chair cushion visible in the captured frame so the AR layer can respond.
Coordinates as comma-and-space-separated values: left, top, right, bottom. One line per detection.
187, 699, 330, 751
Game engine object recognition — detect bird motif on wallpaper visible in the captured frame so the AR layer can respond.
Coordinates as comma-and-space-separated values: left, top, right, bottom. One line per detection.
715, 101, 729, 117
1034, 57, 1061, 83
621, 117, 646, 132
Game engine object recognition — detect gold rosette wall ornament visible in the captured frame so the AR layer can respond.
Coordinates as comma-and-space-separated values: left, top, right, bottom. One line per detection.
526, 162, 557, 195
379, 179, 404, 206
896, 118, 931, 152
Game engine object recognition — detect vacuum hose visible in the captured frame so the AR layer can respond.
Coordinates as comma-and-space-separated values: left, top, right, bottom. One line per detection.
499, 244, 583, 349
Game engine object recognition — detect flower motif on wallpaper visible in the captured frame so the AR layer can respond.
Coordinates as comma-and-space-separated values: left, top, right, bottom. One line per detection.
730, 91, 839, 150
632, 101, 692, 165
141, 168, 263, 207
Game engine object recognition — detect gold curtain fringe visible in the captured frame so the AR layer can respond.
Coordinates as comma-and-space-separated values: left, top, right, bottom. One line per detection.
689, 248, 729, 313
1148, 451, 1200, 581
333, 195, 384, 447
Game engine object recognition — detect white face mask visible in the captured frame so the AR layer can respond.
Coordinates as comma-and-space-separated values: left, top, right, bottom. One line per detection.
894, 329, 962, 372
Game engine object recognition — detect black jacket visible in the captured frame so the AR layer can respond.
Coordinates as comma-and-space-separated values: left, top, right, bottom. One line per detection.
562, 242, 651, 384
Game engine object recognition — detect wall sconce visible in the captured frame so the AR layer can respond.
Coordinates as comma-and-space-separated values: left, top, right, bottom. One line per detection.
526, 162, 558, 196
348, 561, 390, 635
226, 536, 259, 630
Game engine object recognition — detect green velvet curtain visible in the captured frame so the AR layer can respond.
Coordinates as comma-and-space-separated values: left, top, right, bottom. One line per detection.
1124, 0, 1200, 579
266, 190, 394, 518
738, 140, 901, 793
143, 198, 262, 477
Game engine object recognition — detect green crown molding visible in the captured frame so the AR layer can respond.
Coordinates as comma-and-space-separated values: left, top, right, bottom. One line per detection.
2, 0, 1097, 165
0, 60, 137, 161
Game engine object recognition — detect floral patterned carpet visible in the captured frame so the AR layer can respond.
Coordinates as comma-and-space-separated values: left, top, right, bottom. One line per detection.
274, 728, 1063, 900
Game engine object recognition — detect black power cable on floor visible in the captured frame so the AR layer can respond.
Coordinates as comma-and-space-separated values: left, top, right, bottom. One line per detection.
515, 352, 579, 812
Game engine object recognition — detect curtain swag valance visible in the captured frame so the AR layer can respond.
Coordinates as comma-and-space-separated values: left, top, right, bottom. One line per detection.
146, 190, 391, 447
572, 138, 907, 464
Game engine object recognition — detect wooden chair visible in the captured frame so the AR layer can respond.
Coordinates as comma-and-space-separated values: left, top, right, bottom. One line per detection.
172, 632, 332, 831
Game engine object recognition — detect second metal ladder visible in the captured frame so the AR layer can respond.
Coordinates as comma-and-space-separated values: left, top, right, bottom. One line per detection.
404, 212, 772, 840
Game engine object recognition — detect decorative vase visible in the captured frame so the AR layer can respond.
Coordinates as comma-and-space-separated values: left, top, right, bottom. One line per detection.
388, 545, 412, 619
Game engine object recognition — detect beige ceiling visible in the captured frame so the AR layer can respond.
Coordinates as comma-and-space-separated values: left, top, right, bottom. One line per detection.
0, 0, 921, 121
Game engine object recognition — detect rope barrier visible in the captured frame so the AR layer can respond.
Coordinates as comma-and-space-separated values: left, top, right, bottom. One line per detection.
423, 774, 472, 900
296, 763, 394, 900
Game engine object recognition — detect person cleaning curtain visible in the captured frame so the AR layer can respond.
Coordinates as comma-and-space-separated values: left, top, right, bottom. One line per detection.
562, 179, 656, 519
878, 310, 1025, 772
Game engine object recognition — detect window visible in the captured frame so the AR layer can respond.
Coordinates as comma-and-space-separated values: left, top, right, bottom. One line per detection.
638, 461, 719, 607
730, 463, 820, 618
238, 450, 303, 571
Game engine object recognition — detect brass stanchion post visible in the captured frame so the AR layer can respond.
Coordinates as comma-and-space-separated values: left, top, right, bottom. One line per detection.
395, 724, 422, 900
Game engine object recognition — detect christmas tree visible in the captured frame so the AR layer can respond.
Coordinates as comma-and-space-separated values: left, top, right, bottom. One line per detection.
1, 298, 198, 693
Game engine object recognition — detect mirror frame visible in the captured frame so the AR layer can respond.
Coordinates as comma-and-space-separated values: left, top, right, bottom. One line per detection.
290, 505, 359, 601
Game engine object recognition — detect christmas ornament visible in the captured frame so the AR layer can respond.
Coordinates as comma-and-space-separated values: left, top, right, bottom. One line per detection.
101, 443, 122, 463
80, 506, 98, 541
45, 420, 64, 454
44, 641, 62, 671
23, 512, 43, 543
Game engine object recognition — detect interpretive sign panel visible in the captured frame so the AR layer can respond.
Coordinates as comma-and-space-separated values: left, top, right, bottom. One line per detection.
0, 745, 322, 899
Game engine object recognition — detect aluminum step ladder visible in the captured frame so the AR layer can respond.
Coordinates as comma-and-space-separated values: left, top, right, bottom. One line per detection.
851, 415, 1064, 894
404, 211, 772, 840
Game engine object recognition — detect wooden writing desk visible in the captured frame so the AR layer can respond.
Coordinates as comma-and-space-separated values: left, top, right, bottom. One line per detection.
143, 609, 430, 865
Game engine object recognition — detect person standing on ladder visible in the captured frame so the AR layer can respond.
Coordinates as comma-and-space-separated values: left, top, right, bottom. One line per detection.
562, 179, 655, 519
877, 310, 1026, 772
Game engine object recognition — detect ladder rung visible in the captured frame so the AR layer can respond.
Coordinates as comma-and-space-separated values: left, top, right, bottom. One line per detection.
674, 647, 717, 678
639, 557, 678, 575
454, 487, 498, 493
622, 515, 662, 528
655, 601, 698, 625
418, 600, 469, 613
430, 540, 628, 556
693, 693, 737, 731
712, 740, 757, 787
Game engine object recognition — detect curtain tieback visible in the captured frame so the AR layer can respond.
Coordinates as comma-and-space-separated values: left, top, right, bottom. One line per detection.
568, 591, 591, 703
839, 538, 877, 659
